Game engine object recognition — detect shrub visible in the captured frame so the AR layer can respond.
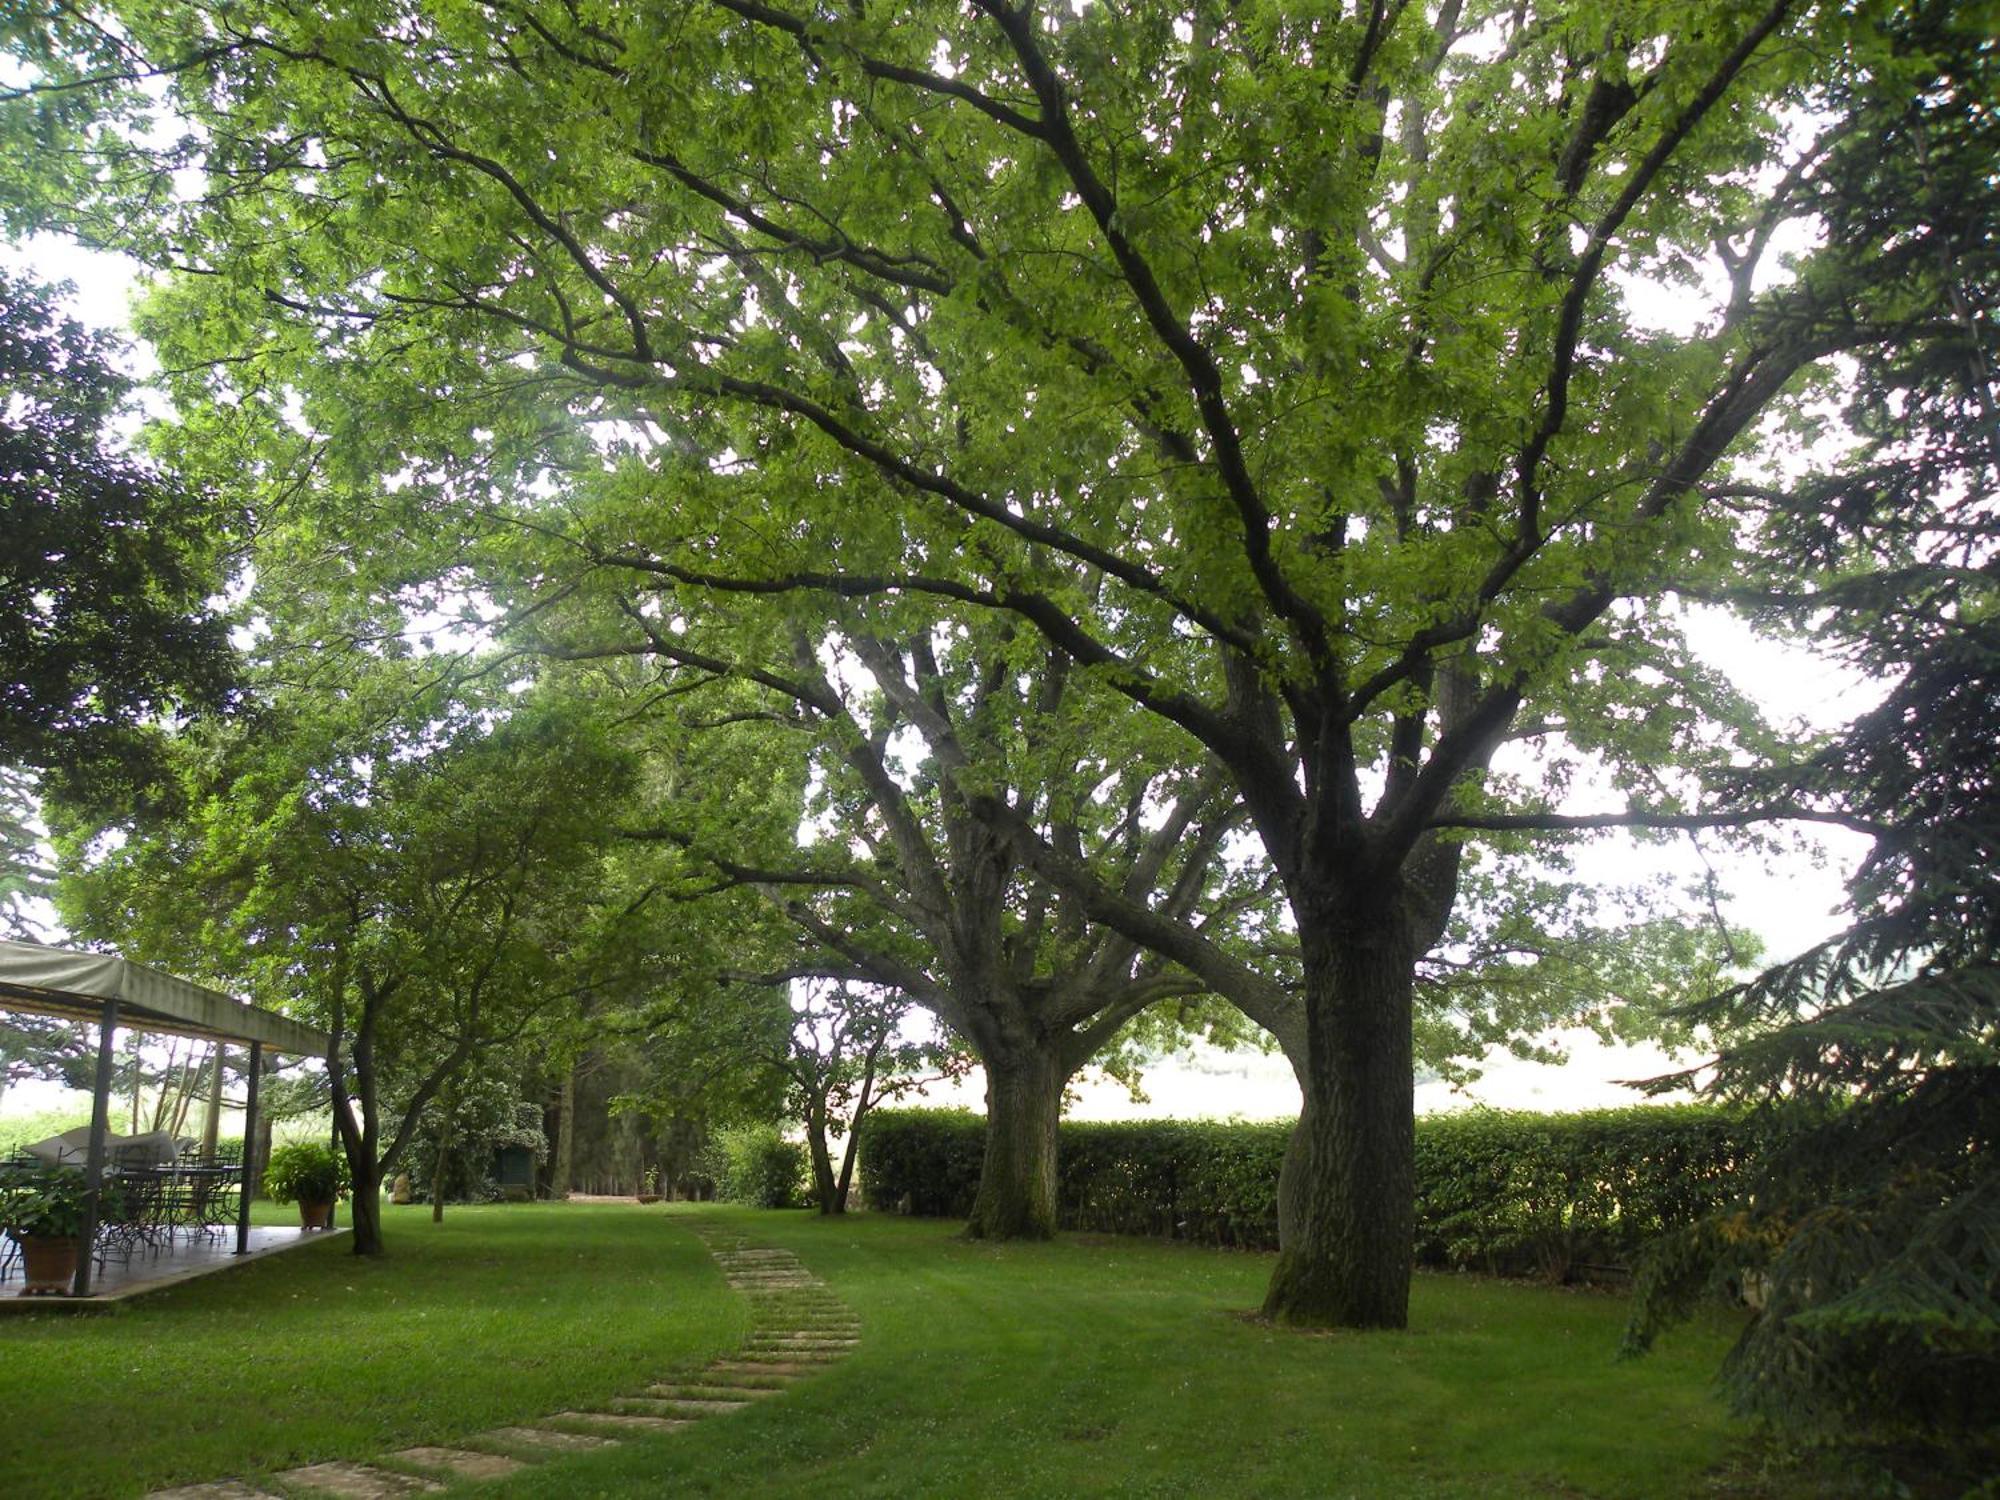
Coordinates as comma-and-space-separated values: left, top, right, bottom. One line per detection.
716, 1125, 807, 1209
263, 1141, 349, 1205
863, 1105, 1759, 1277
0, 1163, 88, 1238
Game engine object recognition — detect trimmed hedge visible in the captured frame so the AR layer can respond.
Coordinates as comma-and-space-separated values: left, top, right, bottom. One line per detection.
862, 1105, 1764, 1279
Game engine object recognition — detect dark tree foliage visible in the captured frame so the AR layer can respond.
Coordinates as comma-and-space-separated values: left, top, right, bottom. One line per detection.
0, 269, 235, 801
1627, 3, 1999, 1451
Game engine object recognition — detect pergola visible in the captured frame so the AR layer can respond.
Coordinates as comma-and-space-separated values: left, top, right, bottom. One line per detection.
0, 937, 330, 1296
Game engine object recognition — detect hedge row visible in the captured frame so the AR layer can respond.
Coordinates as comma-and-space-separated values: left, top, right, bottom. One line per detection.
861, 1105, 1765, 1279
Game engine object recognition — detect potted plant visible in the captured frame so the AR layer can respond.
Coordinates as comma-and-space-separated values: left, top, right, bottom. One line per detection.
264, 1142, 349, 1229
637, 1166, 663, 1205
1, 1165, 89, 1294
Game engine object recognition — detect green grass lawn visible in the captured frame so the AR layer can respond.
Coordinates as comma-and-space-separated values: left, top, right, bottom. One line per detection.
489, 1207, 1759, 1500
0, 1201, 748, 1499
1, 1202, 1773, 1499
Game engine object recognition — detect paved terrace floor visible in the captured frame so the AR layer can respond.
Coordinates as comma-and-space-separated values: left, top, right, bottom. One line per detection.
0, 1225, 343, 1309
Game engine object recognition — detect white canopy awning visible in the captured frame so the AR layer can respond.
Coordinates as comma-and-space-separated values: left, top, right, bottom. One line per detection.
0, 938, 329, 1056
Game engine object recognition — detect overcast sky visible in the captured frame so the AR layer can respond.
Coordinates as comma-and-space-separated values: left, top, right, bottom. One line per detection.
3, 227, 1877, 1123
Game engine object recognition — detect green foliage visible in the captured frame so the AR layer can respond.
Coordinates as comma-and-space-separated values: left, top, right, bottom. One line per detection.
0, 1105, 90, 1157
865, 1107, 1754, 1274
714, 1124, 807, 1210
1619, 1, 2000, 1455
857, 1108, 988, 1218
262, 1141, 348, 1206
0, 269, 235, 805
1414, 1107, 1767, 1283
0, 1162, 87, 1238
5, 0, 1963, 1322
404, 1074, 547, 1205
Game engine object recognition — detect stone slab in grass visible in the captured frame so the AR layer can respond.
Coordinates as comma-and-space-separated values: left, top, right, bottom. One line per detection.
389, 1447, 528, 1481
465, 1426, 619, 1454
546, 1411, 690, 1434
608, 1395, 718, 1416
145, 1484, 284, 1499
271, 1462, 442, 1497
708, 1359, 823, 1377
660, 1392, 776, 1408
634, 1393, 760, 1415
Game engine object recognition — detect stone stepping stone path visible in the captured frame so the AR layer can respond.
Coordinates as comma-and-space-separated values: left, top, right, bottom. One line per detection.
142, 1223, 854, 1499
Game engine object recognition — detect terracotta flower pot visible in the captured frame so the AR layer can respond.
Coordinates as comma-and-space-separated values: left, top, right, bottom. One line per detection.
298, 1199, 334, 1229
17, 1235, 81, 1296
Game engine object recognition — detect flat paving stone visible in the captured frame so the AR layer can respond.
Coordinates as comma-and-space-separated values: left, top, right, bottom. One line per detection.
146, 1485, 283, 1499
271, 1463, 441, 1498
710, 1359, 822, 1377
547, 1410, 690, 1433
389, 1448, 527, 1481
466, 1426, 618, 1453
608, 1395, 711, 1414
744, 1344, 852, 1360
660, 1392, 776, 1408
638, 1391, 759, 1414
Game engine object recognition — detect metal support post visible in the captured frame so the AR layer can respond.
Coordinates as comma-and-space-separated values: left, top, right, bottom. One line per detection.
71, 998, 119, 1297
236, 1041, 262, 1255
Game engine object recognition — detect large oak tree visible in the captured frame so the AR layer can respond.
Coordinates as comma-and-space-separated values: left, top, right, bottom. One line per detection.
5, 0, 1923, 1325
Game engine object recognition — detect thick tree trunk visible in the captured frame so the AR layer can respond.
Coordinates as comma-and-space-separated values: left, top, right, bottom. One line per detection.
1261, 906, 1417, 1329
964, 1047, 1065, 1240
1277, 1092, 1312, 1250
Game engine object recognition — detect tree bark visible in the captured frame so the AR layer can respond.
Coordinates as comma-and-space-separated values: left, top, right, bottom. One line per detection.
804, 1100, 841, 1215
1277, 1091, 1312, 1251
348, 1157, 384, 1252
554, 1062, 575, 1200
200, 1044, 224, 1161
431, 1119, 450, 1223
1261, 901, 1417, 1329
964, 1047, 1065, 1240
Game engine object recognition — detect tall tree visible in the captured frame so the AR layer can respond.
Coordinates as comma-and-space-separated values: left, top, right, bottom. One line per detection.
0, 267, 233, 797
1626, 0, 1999, 1453
6, 0, 1922, 1326
589, 622, 1258, 1238
57, 666, 650, 1254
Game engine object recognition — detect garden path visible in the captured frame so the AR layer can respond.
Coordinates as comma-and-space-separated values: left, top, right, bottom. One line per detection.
142, 1222, 857, 1500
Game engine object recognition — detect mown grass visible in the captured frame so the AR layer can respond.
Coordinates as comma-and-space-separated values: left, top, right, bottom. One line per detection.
476, 1207, 1765, 1500
2, 1201, 1782, 1499
0, 1201, 747, 1499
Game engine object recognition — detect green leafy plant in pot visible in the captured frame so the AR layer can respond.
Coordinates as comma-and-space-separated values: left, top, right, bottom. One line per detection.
264, 1142, 350, 1229
1, 1165, 89, 1294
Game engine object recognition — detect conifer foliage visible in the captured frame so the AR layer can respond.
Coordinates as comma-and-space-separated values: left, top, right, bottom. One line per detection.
1626, 2, 1999, 1443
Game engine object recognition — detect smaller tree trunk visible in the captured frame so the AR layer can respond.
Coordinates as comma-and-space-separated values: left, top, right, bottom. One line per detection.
804, 1098, 842, 1215
554, 1063, 576, 1200
431, 1122, 450, 1223
348, 1158, 384, 1252
964, 1047, 1065, 1240
254, 1110, 274, 1193
200, 1044, 225, 1161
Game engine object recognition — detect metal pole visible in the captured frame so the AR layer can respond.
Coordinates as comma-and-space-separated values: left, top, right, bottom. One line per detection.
72, 998, 119, 1297
236, 1041, 262, 1255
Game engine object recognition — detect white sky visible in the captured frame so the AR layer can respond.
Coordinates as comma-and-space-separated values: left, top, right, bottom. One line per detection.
3, 222, 1874, 1125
